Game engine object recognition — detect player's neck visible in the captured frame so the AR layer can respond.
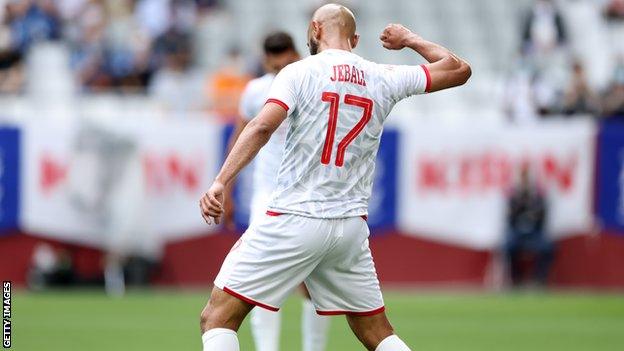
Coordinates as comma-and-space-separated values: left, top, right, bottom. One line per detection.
318, 38, 352, 53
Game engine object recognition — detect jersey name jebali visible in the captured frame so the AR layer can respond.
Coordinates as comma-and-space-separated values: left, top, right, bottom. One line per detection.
266, 49, 430, 218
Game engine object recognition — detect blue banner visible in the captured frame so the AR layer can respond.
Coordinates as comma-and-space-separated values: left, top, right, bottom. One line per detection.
596, 121, 624, 234
367, 128, 398, 233
221, 124, 254, 230
0, 127, 20, 233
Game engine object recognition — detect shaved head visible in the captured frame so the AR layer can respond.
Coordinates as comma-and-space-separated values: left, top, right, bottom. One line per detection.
313, 3, 356, 38
308, 3, 358, 55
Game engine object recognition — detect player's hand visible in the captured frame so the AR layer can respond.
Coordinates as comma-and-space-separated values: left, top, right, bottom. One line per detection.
200, 181, 225, 225
380, 24, 419, 50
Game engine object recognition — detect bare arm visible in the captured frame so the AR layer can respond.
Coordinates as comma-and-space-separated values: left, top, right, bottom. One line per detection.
380, 24, 471, 92
200, 103, 287, 224
226, 118, 250, 155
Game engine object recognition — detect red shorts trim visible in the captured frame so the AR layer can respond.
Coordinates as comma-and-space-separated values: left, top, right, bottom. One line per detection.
266, 98, 289, 111
420, 64, 432, 93
316, 306, 385, 316
266, 210, 368, 221
222, 286, 279, 312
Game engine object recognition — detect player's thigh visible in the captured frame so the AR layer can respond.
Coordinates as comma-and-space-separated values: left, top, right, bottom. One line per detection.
305, 217, 384, 314
200, 286, 254, 332
346, 311, 395, 351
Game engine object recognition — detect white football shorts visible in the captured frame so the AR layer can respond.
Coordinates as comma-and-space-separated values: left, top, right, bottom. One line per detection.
214, 212, 385, 316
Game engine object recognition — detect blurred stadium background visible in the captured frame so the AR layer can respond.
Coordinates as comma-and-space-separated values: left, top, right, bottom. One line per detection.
1, 0, 624, 350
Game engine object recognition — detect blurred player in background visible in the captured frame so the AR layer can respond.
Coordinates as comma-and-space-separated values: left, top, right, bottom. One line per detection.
225, 31, 330, 351
199, 4, 471, 351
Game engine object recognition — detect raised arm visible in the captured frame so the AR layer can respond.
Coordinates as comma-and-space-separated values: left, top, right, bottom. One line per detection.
380, 24, 471, 92
200, 103, 287, 224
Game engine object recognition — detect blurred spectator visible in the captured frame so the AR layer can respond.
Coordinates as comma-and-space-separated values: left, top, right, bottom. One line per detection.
68, 0, 109, 91
562, 60, 600, 116
134, 0, 198, 40
169, 0, 198, 34
522, 0, 567, 56
516, 0, 570, 118
105, 0, 153, 91
69, 0, 155, 92
0, 38, 24, 93
152, 25, 192, 67
149, 31, 205, 113
207, 47, 251, 122
134, 0, 170, 40
602, 57, 624, 118
504, 58, 539, 123
532, 67, 565, 116
1, 0, 222, 95
7, 0, 61, 53
0, 0, 61, 93
604, 0, 624, 21
196, 0, 221, 13
504, 166, 554, 287
56, 0, 87, 21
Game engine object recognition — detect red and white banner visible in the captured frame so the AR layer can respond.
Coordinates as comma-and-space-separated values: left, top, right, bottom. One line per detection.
398, 120, 596, 249
21, 117, 220, 254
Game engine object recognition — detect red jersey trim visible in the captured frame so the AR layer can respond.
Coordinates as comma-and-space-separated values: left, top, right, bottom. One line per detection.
222, 286, 280, 312
266, 210, 367, 221
420, 64, 432, 93
266, 98, 289, 111
316, 306, 385, 316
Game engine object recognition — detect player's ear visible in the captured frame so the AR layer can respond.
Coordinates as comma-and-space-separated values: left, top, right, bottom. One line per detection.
312, 21, 322, 40
351, 33, 360, 50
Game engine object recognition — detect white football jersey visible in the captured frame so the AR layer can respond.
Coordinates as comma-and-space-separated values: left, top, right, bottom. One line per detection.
239, 73, 289, 193
266, 49, 430, 218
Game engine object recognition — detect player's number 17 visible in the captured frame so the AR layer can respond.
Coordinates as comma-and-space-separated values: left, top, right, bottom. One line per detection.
320, 92, 373, 167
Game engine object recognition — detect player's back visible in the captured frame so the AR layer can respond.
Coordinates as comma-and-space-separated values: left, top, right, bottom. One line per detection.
266, 49, 429, 218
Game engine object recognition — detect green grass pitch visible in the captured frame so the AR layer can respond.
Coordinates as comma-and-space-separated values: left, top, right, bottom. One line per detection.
11, 290, 624, 350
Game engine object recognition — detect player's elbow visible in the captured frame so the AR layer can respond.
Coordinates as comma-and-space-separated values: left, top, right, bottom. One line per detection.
457, 61, 472, 86
436, 56, 472, 90
445, 60, 471, 88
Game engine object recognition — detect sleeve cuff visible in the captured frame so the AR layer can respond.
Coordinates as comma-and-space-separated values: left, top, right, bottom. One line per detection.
266, 98, 290, 112
420, 64, 432, 93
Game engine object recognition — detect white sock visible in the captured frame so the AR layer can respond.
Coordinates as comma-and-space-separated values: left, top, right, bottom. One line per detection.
302, 299, 330, 351
375, 335, 411, 351
201, 328, 239, 351
251, 307, 281, 351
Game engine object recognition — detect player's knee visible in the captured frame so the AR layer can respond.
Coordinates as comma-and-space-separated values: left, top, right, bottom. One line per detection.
199, 297, 223, 333
199, 305, 212, 333
200, 288, 254, 333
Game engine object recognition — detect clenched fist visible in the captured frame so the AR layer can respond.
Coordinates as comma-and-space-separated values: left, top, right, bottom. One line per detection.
200, 181, 225, 225
380, 23, 420, 50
